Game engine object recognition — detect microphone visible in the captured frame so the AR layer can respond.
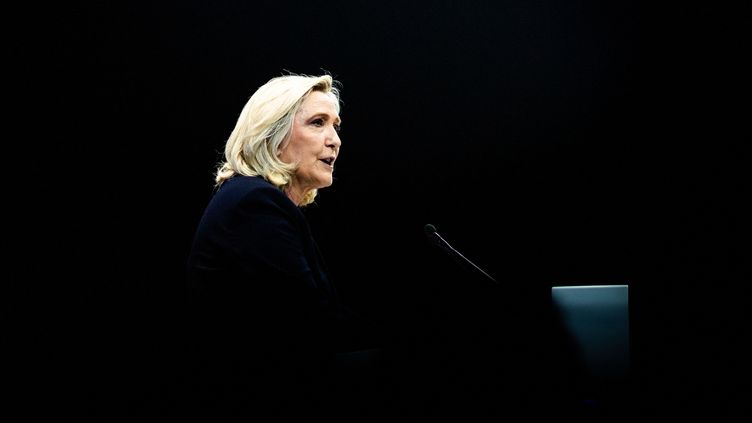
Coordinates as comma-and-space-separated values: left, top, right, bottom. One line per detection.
424, 224, 498, 284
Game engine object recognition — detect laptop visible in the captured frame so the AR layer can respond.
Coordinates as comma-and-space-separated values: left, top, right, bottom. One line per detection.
551, 285, 630, 380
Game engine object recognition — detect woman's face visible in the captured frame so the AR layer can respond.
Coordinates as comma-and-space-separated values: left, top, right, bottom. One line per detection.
279, 91, 341, 203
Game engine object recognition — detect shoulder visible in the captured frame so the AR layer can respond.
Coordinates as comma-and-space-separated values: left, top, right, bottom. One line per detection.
214, 176, 300, 218
217, 176, 289, 204
220, 175, 278, 194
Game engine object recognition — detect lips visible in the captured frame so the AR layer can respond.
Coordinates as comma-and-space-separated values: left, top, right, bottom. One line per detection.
319, 156, 336, 166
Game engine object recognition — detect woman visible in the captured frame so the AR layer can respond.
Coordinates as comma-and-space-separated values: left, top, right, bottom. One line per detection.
185, 74, 379, 420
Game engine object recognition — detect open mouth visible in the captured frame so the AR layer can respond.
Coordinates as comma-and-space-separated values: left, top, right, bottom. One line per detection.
320, 157, 335, 166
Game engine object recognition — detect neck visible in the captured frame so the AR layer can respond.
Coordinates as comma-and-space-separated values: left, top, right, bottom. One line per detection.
285, 186, 305, 206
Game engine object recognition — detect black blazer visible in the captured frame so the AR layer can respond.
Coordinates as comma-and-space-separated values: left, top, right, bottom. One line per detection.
186, 176, 365, 370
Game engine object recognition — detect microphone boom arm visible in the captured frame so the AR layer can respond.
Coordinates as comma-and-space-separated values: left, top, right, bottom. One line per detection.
424, 224, 498, 284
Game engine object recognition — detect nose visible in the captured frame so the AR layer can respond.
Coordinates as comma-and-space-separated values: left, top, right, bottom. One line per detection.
327, 126, 341, 152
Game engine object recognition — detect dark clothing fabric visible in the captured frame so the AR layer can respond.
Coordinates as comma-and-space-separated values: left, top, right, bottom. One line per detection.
184, 176, 380, 420
186, 175, 357, 349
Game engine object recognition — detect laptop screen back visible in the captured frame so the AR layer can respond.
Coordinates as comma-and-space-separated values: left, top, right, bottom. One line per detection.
551, 285, 630, 380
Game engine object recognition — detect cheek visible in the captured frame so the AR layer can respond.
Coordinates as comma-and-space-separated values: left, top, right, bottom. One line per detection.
286, 134, 319, 160
280, 141, 303, 163
300, 138, 321, 159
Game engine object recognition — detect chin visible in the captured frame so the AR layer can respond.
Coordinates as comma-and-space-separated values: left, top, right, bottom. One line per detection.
316, 175, 334, 188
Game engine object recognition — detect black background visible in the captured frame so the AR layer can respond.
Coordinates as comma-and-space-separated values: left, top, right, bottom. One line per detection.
9, 1, 748, 421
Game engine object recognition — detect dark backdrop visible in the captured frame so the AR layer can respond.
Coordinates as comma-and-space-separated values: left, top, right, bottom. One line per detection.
9, 1, 748, 421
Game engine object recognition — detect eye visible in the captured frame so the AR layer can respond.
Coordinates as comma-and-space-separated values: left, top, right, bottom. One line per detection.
311, 118, 324, 127
334, 123, 341, 132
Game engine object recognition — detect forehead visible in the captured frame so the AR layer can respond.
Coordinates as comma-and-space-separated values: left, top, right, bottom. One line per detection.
299, 91, 340, 116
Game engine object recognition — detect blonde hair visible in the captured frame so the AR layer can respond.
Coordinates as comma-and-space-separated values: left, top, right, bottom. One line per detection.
215, 73, 341, 206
